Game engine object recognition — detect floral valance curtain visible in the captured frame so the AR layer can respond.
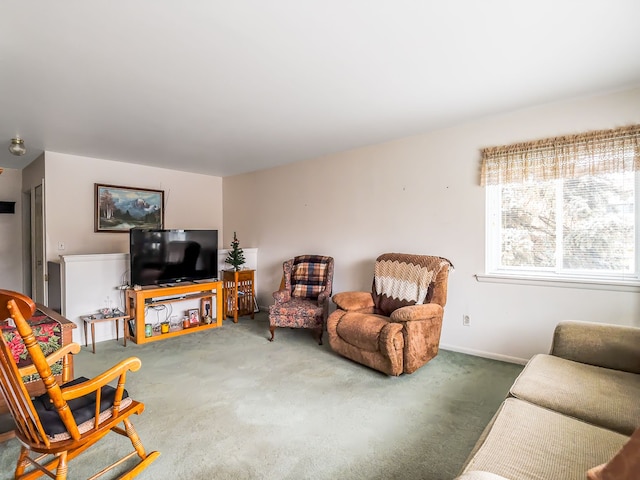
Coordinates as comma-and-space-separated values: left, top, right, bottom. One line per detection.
480, 125, 640, 186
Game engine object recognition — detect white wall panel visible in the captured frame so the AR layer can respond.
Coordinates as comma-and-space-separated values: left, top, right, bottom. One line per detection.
60, 253, 129, 345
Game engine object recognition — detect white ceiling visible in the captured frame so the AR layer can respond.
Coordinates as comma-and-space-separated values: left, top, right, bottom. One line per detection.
2, 1, 640, 176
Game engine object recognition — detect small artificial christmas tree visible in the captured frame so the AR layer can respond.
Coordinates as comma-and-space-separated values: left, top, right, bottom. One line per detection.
225, 232, 246, 271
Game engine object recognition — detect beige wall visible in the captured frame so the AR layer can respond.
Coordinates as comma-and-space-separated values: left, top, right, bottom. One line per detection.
4, 88, 639, 361
44, 152, 223, 263
0, 167, 23, 291
22, 153, 45, 192
223, 87, 640, 362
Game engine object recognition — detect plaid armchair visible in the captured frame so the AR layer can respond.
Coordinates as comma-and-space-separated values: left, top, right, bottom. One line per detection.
268, 255, 334, 345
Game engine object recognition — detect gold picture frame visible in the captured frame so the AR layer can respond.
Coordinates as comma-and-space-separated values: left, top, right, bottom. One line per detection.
95, 183, 164, 232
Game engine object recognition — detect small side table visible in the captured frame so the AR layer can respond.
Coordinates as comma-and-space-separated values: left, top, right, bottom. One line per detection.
222, 269, 256, 323
80, 313, 130, 354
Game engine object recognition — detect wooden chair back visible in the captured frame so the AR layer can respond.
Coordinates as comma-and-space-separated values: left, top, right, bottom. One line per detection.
1, 289, 159, 479
0, 289, 52, 447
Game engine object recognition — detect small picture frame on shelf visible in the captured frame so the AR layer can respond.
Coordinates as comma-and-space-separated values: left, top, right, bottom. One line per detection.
200, 298, 213, 324
188, 308, 200, 326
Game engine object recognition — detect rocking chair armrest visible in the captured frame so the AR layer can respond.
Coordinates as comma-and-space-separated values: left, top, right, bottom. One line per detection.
18, 342, 81, 377
332, 292, 374, 311
60, 356, 142, 401
390, 303, 443, 322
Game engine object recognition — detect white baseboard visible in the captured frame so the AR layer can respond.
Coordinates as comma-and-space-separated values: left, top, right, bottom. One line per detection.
440, 343, 528, 365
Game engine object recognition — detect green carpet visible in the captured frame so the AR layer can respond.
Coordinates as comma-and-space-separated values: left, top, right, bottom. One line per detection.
0, 312, 522, 479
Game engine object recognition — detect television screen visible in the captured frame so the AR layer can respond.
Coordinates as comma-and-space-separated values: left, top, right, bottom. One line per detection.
130, 229, 219, 286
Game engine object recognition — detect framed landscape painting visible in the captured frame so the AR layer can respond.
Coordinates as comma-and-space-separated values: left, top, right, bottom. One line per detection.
95, 184, 164, 232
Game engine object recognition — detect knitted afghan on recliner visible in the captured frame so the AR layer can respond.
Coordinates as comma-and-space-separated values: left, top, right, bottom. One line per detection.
373, 253, 453, 316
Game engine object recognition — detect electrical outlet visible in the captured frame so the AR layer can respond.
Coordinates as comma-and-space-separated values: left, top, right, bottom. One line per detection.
57, 242, 65, 251
463, 314, 470, 326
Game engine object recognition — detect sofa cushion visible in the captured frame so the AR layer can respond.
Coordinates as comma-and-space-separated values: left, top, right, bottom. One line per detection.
550, 320, 640, 374
462, 398, 628, 480
510, 354, 640, 435
586, 426, 640, 480
335, 312, 389, 352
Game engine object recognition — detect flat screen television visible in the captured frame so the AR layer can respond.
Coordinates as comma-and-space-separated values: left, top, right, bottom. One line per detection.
129, 229, 219, 286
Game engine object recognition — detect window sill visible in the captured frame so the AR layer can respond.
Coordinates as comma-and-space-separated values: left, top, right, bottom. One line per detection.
475, 273, 640, 292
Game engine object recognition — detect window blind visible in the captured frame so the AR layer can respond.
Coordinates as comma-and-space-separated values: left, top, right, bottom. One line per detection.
481, 125, 640, 186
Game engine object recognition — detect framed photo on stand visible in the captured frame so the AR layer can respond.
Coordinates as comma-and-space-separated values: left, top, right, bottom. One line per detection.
200, 298, 213, 324
188, 308, 200, 327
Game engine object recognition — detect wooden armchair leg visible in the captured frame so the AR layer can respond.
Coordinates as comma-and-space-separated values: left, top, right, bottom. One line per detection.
15, 446, 30, 477
124, 418, 147, 459
55, 451, 68, 480
316, 328, 323, 345
269, 326, 276, 342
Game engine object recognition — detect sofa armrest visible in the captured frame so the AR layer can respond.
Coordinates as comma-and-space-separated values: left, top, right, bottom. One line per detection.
272, 289, 291, 304
551, 320, 640, 374
332, 292, 374, 311
390, 304, 443, 322
317, 289, 331, 306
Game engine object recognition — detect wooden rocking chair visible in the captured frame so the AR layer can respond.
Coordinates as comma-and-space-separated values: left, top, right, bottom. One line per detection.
0, 289, 160, 480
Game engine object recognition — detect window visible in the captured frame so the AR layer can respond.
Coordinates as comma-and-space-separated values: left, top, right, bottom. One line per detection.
482, 125, 640, 284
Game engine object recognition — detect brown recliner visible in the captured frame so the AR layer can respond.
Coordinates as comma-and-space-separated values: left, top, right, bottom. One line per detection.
327, 253, 453, 376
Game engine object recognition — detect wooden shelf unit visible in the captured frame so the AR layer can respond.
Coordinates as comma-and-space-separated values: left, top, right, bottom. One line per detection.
125, 281, 223, 344
222, 269, 255, 323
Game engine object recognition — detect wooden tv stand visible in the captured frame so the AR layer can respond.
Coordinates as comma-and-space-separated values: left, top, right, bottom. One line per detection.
125, 281, 223, 344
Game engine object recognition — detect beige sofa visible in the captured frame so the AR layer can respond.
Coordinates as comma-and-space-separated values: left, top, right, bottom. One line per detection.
457, 320, 640, 480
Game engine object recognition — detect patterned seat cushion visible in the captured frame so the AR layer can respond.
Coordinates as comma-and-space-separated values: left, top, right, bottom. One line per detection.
269, 298, 323, 328
291, 255, 332, 299
269, 297, 322, 317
